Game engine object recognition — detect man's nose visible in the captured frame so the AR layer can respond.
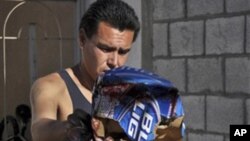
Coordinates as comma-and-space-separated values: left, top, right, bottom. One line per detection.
107, 51, 118, 69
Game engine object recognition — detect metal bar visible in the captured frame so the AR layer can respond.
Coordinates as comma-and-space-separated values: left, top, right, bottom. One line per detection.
0, 36, 75, 40
0, 36, 18, 40
34, 1, 63, 69
2, 1, 26, 140
28, 23, 37, 85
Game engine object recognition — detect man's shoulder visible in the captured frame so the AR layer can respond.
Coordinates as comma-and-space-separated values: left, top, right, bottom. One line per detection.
35, 72, 62, 87
30, 71, 66, 98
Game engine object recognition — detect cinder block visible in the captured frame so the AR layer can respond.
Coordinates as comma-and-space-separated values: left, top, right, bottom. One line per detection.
182, 135, 187, 141
206, 16, 244, 55
188, 58, 223, 92
187, 0, 223, 17
182, 96, 205, 130
188, 133, 224, 141
247, 15, 250, 53
153, 23, 168, 56
153, 59, 185, 92
226, 0, 250, 13
225, 136, 230, 141
153, 0, 184, 20
207, 96, 244, 133
226, 57, 250, 94
170, 20, 204, 56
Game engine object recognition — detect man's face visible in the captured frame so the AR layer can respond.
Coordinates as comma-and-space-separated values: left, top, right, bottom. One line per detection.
80, 22, 135, 81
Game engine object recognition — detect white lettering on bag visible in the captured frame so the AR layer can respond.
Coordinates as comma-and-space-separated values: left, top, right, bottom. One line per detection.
128, 102, 153, 140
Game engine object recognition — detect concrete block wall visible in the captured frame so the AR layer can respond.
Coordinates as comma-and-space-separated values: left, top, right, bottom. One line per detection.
142, 0, 250, 140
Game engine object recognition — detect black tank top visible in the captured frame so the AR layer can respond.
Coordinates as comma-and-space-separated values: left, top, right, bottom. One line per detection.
58, 70, 92, 114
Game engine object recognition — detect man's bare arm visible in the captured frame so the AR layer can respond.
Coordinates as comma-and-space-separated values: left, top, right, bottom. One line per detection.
30, 76, 68, 141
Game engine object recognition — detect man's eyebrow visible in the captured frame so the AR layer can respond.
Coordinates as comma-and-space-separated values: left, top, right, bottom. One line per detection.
96, 42, 131, 54
96, 43, 116, 51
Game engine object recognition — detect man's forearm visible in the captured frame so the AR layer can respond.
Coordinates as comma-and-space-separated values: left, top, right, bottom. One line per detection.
31, 118, 68, 141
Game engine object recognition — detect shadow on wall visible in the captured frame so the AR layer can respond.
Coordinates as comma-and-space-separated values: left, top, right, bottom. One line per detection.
0, 104, 31, 141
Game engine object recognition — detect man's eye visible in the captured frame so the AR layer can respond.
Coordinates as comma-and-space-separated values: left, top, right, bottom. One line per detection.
118, 49, 130, 55
100, 48, 110, 52
97, 45, 112, 53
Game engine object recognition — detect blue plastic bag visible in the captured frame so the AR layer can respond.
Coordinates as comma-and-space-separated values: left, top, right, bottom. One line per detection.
92, 66, 185, 141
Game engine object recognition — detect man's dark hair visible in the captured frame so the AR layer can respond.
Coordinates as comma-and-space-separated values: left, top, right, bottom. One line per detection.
79, 0, 140, 42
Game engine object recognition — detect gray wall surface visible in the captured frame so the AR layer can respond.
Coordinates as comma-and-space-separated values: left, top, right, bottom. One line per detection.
0, 0, 76, 117
142, 0, 250, 140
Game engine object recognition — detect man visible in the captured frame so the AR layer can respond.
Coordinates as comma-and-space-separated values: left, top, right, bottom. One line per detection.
30, 0, 140, 140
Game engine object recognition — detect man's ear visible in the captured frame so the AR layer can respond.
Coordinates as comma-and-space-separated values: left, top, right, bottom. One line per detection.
79, 28, 87, 48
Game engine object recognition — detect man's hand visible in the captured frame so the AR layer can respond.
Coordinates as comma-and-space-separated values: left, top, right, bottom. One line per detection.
65, 109, 93, 141
92, 118, 116, 141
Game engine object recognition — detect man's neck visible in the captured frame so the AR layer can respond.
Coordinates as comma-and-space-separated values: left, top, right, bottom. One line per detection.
73, 64, 94, 91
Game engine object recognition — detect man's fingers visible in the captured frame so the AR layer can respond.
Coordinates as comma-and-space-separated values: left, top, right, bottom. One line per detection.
92, 118, 100, 130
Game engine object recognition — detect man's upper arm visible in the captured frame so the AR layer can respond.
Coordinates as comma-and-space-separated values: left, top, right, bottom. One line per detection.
30, 77, 59, 123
